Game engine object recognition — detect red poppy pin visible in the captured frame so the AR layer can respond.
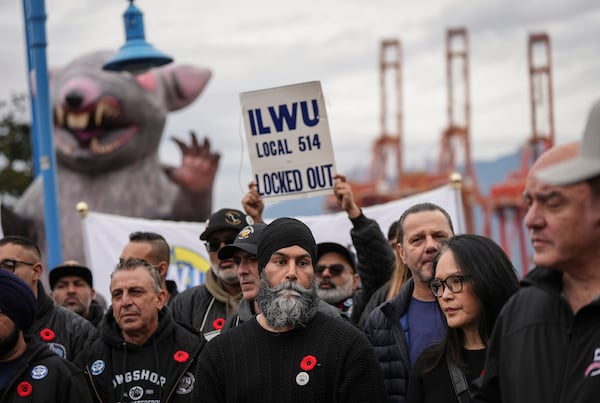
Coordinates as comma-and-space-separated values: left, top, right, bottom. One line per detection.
212, 317, 225, 330
173, 350, 190, 363
300, 355, 317, 371
17, 381, 32, 397
40, 328, 55, 342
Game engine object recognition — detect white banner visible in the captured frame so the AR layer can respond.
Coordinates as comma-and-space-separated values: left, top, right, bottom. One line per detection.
82, 184, 463, 301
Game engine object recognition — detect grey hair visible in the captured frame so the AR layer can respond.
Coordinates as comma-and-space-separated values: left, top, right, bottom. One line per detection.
111, 258, 162, 293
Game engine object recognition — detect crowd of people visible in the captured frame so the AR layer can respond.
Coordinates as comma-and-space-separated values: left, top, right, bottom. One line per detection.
1, 99, 599, 402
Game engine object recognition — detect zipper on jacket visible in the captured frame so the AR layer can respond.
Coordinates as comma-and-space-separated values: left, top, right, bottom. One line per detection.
85, 365, 105, 403
164, 358, 196, 402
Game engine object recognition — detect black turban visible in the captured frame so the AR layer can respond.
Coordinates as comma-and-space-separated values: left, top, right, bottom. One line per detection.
257, 217, 317, 272
0, 270, 37, 331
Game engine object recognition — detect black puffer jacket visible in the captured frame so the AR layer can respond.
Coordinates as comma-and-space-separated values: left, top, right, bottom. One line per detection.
0, 340, 93, 402
27, 283, 99, 361
348, 213, 395, 324
363, 278, 414, 403
75, 307, 205, 402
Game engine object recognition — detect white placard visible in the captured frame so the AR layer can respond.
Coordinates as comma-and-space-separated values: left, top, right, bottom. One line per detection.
240, 81, 337, 202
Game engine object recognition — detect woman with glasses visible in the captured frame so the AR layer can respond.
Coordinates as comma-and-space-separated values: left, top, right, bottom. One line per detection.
406, 234, 519, 403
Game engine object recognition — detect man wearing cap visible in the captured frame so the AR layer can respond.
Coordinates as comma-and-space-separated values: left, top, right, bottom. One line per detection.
241, 175, 394, 324
0, 236, 98, 361
120, 231, 179, 304
472, 100, 600, 403
220, 224, 343, 330
0, 270, 93, 402
74, 258, 204, 402
50, 261, 104, 327
170, 208, 248, 339
197, 217, 387, 402
315, 242, 360, 318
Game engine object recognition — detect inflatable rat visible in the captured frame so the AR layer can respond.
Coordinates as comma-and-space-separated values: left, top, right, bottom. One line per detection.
2, 51, 219, 264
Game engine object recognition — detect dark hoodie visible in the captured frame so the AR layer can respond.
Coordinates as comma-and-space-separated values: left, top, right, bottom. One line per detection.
0, 339, 93, 402
74, 307, 205, 402
27, 282, 98, 362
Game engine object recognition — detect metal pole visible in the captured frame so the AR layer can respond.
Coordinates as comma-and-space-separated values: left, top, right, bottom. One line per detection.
21, 0, 40, 176
24, 0, 63, 267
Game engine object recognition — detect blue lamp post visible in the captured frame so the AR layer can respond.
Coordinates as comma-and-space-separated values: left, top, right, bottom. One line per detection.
22, 0, 62, 268
103, 0, 173, 72
20, 0, 173, 269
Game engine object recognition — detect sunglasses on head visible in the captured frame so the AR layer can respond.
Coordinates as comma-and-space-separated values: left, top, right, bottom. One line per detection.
205, 237, 236, 252
315, 264, 347, 277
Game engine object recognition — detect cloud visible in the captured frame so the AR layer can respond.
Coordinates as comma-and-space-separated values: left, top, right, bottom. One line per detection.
1, 0, 599, 210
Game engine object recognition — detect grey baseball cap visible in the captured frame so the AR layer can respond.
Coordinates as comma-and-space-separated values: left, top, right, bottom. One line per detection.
536, 98, 600, 185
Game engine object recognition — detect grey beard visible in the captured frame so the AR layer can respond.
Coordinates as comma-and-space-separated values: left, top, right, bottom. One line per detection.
257, 276, 318, 330
317, 279, 354, 304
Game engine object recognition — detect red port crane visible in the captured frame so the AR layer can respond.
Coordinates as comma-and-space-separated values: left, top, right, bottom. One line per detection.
488, 33, 555, 274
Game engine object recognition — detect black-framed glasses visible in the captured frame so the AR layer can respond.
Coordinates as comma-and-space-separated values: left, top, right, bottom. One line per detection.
204, 237, 236, 253
315, 264, 347, 277
429, 274, 471, 298
0, 258, 35, 273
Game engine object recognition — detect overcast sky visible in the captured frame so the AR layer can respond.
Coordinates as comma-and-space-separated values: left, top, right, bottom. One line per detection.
1, 0, 599, 211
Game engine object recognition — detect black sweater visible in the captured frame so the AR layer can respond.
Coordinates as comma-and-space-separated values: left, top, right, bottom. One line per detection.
197, 311, 387, 402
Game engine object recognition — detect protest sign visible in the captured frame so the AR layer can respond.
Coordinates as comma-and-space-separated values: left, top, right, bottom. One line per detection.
240, 81, 337, 202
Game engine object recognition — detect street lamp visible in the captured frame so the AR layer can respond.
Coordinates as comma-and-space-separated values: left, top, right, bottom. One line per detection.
22, 0, 62, 268
103, 0, 173, 72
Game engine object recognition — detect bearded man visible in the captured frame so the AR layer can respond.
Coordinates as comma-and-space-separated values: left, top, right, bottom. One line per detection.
196, 217, 386, 402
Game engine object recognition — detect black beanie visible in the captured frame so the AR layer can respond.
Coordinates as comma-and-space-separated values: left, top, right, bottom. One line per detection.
0, 270, 38, 331
257, 217, 317, 273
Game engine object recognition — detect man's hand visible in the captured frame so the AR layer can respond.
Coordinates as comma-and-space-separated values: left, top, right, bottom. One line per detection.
242, 181, 264, 223
333, 174, 361, 219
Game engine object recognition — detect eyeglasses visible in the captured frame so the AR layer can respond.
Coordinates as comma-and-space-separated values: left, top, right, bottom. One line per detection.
315, 264, 347, 277
205, 237, 236, 253
0, 258, 35, 273
429, 274, 471, 298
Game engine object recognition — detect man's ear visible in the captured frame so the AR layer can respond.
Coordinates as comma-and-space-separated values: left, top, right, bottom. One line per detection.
157, 261, 169, 280
32, 262, 43, 281
352, 273, 360, 291
156, 289, 167, 310
397, 244, 408, 265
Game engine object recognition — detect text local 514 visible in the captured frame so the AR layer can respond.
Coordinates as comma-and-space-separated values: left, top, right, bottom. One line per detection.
255, 164, 334, 196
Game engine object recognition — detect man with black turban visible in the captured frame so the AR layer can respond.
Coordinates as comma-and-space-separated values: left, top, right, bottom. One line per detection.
0, 270, 92, 402
196, 217, 387, 402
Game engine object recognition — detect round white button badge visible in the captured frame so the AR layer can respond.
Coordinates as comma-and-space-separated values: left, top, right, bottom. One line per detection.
296, 371, 310, 386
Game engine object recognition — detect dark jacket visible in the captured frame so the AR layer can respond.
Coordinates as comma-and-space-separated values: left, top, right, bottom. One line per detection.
348, 213, 394, 324
358, 281, 391, 328
363, 278, 414, 403
87, 300, 105, 328
0, 340, 93, 402
75, 307, 205, 402
472, 267, 600, 403
169, 271, 241, 340
27, 283, 99, 361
